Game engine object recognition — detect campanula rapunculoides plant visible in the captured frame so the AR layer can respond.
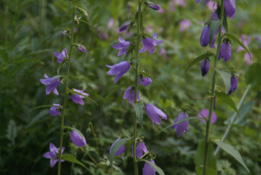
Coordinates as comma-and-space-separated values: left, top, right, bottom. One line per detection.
107, 0, 166, 174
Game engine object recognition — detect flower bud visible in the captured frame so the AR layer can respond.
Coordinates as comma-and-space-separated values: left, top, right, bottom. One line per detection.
70, 130, 87, 147
200, 59, 210, 77
228, 76, 238, 94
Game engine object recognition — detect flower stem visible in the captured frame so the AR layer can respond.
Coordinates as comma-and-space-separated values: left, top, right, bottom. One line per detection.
203, 0, 224, 174
57, 1, 75, 175
133, 0, 142, 174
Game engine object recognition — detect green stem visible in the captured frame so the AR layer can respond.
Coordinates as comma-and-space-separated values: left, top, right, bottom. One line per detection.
133, 0, 142, 174
57, 1, 75, 175
203, 0, 224, 174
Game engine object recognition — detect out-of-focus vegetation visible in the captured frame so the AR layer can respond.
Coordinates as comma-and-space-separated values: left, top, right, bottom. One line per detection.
0, 0, 260, 174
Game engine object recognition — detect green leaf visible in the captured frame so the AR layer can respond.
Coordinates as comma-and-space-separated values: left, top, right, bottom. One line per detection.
234, 101, 253, 126
133, 102, 144, 128
140, 160, 165, 175
185, 52, 215, 72
76, 6, 88, 17
62, 154, 89, 171
245, 62, 261, 86
109, 138, 130, 167
216, 92, 240, 117
194, 141, 216, 175
224, 33, 251, 58
209, 20, 221, 44
213, 141, 250, 173
215, 69, 231, 93
223, 11, 229, 33
6, 120, 17, 145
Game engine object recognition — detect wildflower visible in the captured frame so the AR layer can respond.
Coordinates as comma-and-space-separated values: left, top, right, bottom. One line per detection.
70, 89, 89, 105
142, 160, 156, 175
70, 130, 87, 147
76, 44, 87, 53
244, 52, 253, 65
119, 21, 131, 32
106, 61, 130, 84
224, 0, 236, 19
207, 0, 217, 11
112, 36, 130, 56
53, 48, 68, 63
40, 74, 61, 95
172, 113, 189, 137
138, 75, 152, 86
228, 76, 238, 94
49, 104, 61, 116
145, 104, 167, 125
123, 86, 140, 103
136, 142, 148, 159
179, 19, 191, 32
219, 41, 232, 62
107, 18, 114, 30
176, 0, 186, 7
109, 137, 126, 156
139, 32, 162, 54
145, 2, 160, 10
201, 59, 210, 77
200, 26, 210, 47
196, 0, 210, 5
198, 109, 217, 123
43, 142, 65, 168
237, 35, 251, 52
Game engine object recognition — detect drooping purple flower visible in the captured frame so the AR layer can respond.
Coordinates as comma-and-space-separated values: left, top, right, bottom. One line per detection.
145, 104, 167, 125
244, 52, 253, 65
172, 113, 189, 137
40, 74, 61, 95
196, 0, 210, 5
43, 142, 65, 168
219, 42, 232, 62
138, 76, 152, 86
70, 89, 89, 105
123, 86, 140, 103
139, 32, 162, 54
237, 35, 251, 52
207, 1, 217, 11
211, 10, 219, 20
142, 160, 156, 175
224, 0, 236, 19
179, 19, 191, 32
49, 104, 61, 116
200, 26, 210, 47
136, 142, 148, 159
112, 36, 130, 56
201, 59, 210, 77
53, 48, 68, 63
76, 44, 87, 53
106, 61, 130, 84
70, 130, 87, 147
107, 18, 114, 30
145, 2, 161, 10
109, 137, 126, 156
198, 109, 217, 124
228, 76, 238, 94
119, 21, 131, 32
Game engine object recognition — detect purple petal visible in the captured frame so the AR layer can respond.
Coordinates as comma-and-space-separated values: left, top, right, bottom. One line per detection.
109, 138, 126, 156
70, 130, 87, 147
172, 113, 189, 137
198, 109, 217, 123
142, 160, 156, 175
138, 76, 152, 86
145, 104, 162, 125
50, 159, 58, 168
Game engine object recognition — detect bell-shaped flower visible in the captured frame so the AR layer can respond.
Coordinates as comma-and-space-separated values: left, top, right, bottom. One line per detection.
49, 104, 61, 116
53, 48, 68, 63
228, 76, 238, 94
142, 160, 156, 175
145, 2, 161, 10
139, 32, 162, 54
40, 74, 61, 95
119, 21, 131, 32
43, 142, 65, 168
138, 75, 152, 86
196, 0, 210, 5
136, 142, 148, 159
109, 137, 126, 156
145, 104, 167, 125
70, 130, 87, 147
112, 36, 130, 56
198, 109, 217, 123
172, 113, 189, 137
70, 89, 89, 105
200, 26, 210, 47
123, 86, 140, 103
219, 42, 232, 62
76, 44, 87, 53
179, 19, 191, 32
237, 35, 250, 52
106, 61, 130, 84
201, 59, 210, 77
224, 0, 236, 19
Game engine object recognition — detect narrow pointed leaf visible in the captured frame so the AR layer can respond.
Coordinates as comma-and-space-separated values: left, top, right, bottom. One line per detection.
185, 52, 215, 72
140, 159, 165, 175
62, 154, 89, 171
245, 62, 261, 86
209, 20, 221, 44
215, 69, 231, 93
216, 92, 240, 117
133, 102, 144, 128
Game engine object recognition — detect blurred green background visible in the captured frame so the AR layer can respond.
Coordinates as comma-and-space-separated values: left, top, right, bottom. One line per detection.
0, 0, 260, 174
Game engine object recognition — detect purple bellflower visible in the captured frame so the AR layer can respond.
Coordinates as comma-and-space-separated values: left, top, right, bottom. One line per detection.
109, 137, 126, 156
40, 74, 61, 95
196, 0, 210, 5
145, 2, 161, 10
70, 89, 89, 105
43, 142, 65, 168
136, 142, 148, 159
119, 21, 131, 32
76, 44, 87, 53
53, 48, 68, 63
106, 61, 130, 84
49, 104, 61, 116
70, 130, 87, 147
145, 104, 167, 126
201, 59, 210, 77
198, 109, 217, 124
219, 42, 232, 62
123, 86, 140, 103
107, 18, 114, 30
179, 19, 191, 32
142, 160, 156, 175
112, 36, 130, 56
139, 32, 163, 54
228, 76, 238, 94
172, 113, 189, 137
138, 75, 152, 86
200, 26, 210, 47
224, 0, 236, 19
